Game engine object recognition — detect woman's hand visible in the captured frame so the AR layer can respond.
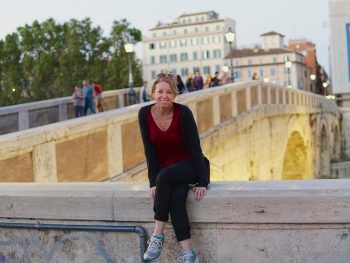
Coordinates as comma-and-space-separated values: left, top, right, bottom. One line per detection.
149, 186, 156, 200
192, 186, 207, 201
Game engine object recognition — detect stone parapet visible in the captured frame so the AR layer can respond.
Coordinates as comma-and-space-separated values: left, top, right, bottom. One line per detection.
0, 88, 140, 135
0, 180, 349, 262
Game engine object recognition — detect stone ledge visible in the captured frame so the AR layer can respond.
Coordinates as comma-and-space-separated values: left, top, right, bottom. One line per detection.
0, 180, 349, 224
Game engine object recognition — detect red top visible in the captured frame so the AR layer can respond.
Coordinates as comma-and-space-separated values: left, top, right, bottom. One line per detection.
148, 104, 190, 168
93, 84, 103, 94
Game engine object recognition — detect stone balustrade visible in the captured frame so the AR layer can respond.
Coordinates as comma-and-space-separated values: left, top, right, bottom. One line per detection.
0, 81, 339, 183
0, 88, 140, 135
0, 180, 349, 262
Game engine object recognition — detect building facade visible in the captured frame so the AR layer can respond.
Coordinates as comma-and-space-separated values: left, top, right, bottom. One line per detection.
225, 32, 312, 90
329, 0, 350, 105
142, 11, 235, 84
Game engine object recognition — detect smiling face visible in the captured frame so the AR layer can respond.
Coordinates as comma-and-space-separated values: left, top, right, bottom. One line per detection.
153, 81, 176, 109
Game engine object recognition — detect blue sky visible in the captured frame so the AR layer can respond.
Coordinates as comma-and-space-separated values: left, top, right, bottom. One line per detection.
0, 0, 330, 71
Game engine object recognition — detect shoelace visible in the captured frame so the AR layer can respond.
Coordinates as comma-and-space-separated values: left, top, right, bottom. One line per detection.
147, 237, 163, 253
177, 252, 195, 263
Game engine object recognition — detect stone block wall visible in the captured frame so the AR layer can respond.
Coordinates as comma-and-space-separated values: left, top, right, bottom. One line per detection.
0, 180, 349, 262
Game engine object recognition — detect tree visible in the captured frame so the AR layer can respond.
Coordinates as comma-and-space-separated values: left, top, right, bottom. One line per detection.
0, 18, 143, 106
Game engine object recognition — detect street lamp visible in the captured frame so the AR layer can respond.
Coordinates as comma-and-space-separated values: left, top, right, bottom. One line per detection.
225, 27, 235, 83
322, 81, 328, 96
124, 42, 136, 105
285, 60, 292, 88
310, 73, 316, 92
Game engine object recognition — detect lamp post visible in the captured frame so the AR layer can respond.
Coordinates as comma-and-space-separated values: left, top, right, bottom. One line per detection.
225, 27, 235, 83
124, 42, 136, 105
310, 73, 316, 92
322, 81, 328, 96
285, 60, 292, 88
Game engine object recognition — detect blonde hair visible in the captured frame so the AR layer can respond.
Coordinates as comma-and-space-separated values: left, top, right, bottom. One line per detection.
152, 75, 179, 96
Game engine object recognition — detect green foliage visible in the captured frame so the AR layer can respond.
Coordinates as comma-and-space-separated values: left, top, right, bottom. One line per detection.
0, 18, 142, 106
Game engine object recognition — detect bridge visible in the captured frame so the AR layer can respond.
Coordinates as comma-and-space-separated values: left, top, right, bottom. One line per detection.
0, 81, 341, 182
0, 81, 349, 262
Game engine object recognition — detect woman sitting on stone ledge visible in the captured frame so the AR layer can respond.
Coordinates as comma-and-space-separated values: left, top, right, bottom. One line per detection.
138, 72, 209, 263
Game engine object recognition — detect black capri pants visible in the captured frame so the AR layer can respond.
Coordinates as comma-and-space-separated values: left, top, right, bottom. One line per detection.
154, 158, 197, 241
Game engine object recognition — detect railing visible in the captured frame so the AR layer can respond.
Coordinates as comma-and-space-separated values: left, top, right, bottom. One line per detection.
0, 81, 339, 183
0, 87, 141, 135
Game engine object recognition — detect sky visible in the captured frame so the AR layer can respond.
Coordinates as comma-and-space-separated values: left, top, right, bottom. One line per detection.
0, 0, 330, 71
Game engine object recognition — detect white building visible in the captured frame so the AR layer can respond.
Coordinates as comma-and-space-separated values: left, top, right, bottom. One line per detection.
329, 0, 350, 105
225, 32, 312, 90
142, 11, 235, 84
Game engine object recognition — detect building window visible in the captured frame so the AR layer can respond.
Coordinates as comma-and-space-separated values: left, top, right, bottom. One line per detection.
259, 58, 263, 64
215, 65, 221, 73
234, 71, 241, 79
202, 37, 209, 44
213, 36, 219, 43
193, 52, 198, 60
216, 25, 220, 31
151, 71, 156, 80
196, 17, 199, 23
153, 33, 156, 38
193, 67, 200, 73
181, 68, 189, 77
203, 66, 211, 75
159, 41, 166, 49
235, 60, 240, 66
191, 38, 198, 46
173, 30, 176, 35
205, 26, 209, 32
171, 68, 177, 75
259, 69, 264, 77
270, 68, 276, 76
180, 53, 188, 61
202, 50, 210, 59
213, 49, 221, 58
248, 69, 252, 78
149, 43, 156, 50
304, 70, 308, 77
160, 55, 167, 63
163, 31, 167, 36
180, 39, 187, 47
247, 59, 253, 65
150, 56, 155, 64
194, 27, 199, 33
170, 54, 177, 62
169, 40, 176, 48
183, 29, 187, 34
272, 57, 277, 63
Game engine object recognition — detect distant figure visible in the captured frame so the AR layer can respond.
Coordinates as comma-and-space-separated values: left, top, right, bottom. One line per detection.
176, 75, 185, 94
252, 72, 258, 80
210, 71, 221, 87
193, 71, 204, 90
92, 81, 104, 112
185, 72, 194, 92
82, 79, 96, 115
139, 80, 150, 103
204, 74, 212, 89
220, 72, 230, 85
72, 84, 85, 117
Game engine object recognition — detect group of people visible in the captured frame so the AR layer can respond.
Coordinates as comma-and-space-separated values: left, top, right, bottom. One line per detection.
72, 80, 105, 117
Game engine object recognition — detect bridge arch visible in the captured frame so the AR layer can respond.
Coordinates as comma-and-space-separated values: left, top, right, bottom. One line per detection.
282, 131, 308, 180
279, 114, 313, 180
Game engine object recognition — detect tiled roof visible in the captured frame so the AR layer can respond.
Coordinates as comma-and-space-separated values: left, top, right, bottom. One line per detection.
260, 31, 285, 37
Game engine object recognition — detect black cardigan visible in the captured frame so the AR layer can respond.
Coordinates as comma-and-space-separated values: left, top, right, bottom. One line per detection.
138, 103, 209, 188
